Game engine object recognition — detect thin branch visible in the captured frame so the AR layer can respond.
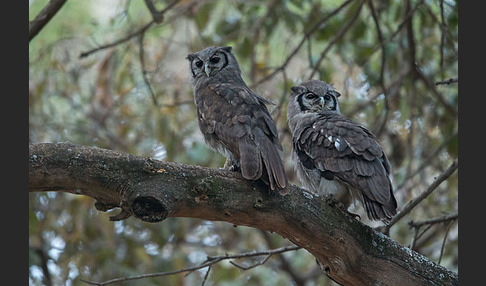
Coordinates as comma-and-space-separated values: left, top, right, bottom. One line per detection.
250, 0, 355, 88
366, 0, 386, 87
80, 246, 301, 285
309, 1, 364, 79
229, 254, 273, 270
79, 0, 180, 58
438, 220, 455, 264
144, 0, 164, 23
79, 22, 154, 59
435, 77, 458, 86
394, 131, 458, 194
409, 212, 458, 229
138, 32, 158, 105
201, 265, 211, 286
359, 0, 424, 66
381, 159, 458, 234
439, 0, 446, 70
410, 224, 433, 250
408, 213, 458, 250
29, 0, 68, 42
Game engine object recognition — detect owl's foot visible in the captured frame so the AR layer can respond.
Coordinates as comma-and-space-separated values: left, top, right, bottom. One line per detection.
339, 205, 361, 221
219, 165, 240, 172
326, 195, 361, 221
222, 158, 240, 172
344, 210, 361, 221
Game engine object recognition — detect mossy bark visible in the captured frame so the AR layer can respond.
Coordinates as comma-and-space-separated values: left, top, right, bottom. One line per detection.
29, 142, 457, 286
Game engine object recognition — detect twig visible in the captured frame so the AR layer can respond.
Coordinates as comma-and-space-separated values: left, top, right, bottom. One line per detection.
410, 223, 433, 250
29, 0, 68, 42
409, 212, 458, 229
408, 213, 457, 261
79, 22, 153, 59
229, 254, 273, 270
366, 0, 386, 87
79, 245, 301, 285
394, 131, 458, 194
250, 0, 355, 89
308, 1, 364, 79
138, 32, 158, 105
438, 219, 455, 264
79, 0, 180, 58
381, 159, 458, 234
201, 266, 211, 286
435, 77, 458, 85
359, 0, 424, 66
144, 0, 164, 23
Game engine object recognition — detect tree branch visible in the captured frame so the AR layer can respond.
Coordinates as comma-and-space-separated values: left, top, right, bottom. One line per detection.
29, 0, 68, 42
80, 245, 301, 285
381, 159, 458, 234
29, 142, 458, 286
78, 0, 180, 59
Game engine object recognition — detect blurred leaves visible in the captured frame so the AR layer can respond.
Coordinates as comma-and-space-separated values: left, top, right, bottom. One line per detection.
29, 0, 457, 285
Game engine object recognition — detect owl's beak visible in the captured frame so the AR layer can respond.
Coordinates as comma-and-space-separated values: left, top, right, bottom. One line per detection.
319, 96, 326, 108
204, 63, 212, 77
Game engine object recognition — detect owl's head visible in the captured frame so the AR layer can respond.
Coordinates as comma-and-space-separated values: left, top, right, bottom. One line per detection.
186, 46, 241, 82
288, 80, 341, 119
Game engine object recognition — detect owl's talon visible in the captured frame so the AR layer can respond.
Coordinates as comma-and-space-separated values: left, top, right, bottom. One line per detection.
337, 202, 361, 221
219, 165, 239, 172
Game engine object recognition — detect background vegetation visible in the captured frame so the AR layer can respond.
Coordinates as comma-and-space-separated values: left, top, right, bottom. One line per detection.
29, 0, 458, 285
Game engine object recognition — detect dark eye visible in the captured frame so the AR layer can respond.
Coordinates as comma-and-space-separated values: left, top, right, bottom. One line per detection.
195, 60, 203, 68
324, 94, 331, 101
305, 93, 317, 100
210, 56, 220, 64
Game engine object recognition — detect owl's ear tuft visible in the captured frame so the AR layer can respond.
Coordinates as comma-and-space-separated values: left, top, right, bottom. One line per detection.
290, 86, 306, 95
186, 53, 196, 61
221, 46, 233, 53
329, 89, 341, 98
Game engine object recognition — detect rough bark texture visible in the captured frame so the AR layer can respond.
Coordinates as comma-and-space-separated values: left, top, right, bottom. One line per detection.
29, 142, 458, 286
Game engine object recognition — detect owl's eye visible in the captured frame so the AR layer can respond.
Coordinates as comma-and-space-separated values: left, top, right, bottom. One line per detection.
195, 60, 203, 68
305, 93, 317, 100
210, 56, 220, 64
324, 94, 331, 101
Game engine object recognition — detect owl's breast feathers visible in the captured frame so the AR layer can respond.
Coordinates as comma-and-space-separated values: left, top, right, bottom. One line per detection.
293, 113, 397, 220
196, 82, 288, 194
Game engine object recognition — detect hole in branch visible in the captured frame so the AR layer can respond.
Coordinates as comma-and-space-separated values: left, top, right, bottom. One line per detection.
131, 196, 168, 223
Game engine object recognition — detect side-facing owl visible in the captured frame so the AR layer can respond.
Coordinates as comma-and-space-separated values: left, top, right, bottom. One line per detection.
287, 80, 397, 221
186, 46, 288, 195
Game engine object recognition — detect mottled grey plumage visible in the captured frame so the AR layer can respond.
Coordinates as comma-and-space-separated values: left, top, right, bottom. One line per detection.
186, 46, 289, 195
287, 80, 397, 221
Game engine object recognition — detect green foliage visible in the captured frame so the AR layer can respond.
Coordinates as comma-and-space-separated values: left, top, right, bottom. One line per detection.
29, 0, 457, 285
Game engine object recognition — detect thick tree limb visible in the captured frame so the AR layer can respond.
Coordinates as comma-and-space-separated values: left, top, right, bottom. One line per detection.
29, 142, 457, 286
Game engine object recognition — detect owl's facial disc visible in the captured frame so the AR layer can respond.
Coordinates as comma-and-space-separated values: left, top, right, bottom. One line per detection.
204, 54, 223, 76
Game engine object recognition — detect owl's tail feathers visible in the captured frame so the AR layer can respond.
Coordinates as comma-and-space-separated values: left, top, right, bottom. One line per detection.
239, 137, 289, 195
239, 138, 264, 180
363, 193, 397, 222
261, 139, 289, 196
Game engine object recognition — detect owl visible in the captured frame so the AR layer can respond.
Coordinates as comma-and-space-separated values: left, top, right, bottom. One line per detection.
186, 46, 289, 195
287, 80, 397, 221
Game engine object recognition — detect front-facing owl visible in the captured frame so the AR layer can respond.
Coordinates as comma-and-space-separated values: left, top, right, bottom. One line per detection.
287, 80, 397, 221
186, 46, 288, 195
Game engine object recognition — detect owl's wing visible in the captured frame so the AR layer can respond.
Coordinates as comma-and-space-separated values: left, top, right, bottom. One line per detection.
200, 83, 288, 194
293, 114, 397, 220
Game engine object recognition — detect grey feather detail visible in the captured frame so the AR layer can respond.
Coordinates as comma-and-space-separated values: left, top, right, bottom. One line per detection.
239, 136, 263, 181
